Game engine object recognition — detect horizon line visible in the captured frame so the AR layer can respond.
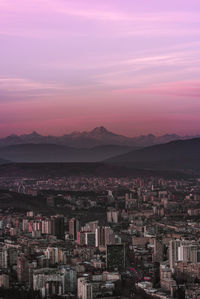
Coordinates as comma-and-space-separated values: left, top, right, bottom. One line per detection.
0, 126, 199, 139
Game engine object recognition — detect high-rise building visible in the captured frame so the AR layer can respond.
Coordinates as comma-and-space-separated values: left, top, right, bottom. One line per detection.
17, 254, 29, 282
106, 244, 125, 272
69, 218, 79, 240
88, 221, 98, 232
85, 232, 95, 247
105, 227, 115, 245
169, 239, 181, 271
153, 238, 163, 262
0, 247, 8, 268
60, 266, 77, 294
51, 215, 65, 240
95, 227, 105, 247
42, 219, 51, 235
95, 226, 115, 247
77, 231, 86, 246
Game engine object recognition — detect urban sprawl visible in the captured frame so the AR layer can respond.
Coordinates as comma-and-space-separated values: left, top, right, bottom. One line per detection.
0, 176, 200, 298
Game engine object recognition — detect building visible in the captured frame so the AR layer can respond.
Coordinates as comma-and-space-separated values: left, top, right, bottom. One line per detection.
107, 208, 119, 224
160, 263, 177, 297
169, 239, 181, 271
77, 231, 86, 246
95, 227, 105, 247
17, 254, 29, 282
51, 215, 65, 240
0, 271, 9, 288
42, 219, 51, 235
153, 238, 163, 262
178, 244, 200, 263
69, 218, 79, 240
125, 194, 138, 209
33, 268, 64, 298
106, 244, 125, 272
85, 232, 95, 247
60, 266, 77, 294
77, 274, 116, 299
176, 262, 200, 281
95, 226, 116, 247
0, 247, 8, 268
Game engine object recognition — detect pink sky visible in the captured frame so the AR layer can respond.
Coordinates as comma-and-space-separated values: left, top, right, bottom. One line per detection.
0, 0, 200, 137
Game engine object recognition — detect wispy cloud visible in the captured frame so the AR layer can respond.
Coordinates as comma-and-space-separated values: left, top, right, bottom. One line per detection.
114, 80, 200, 98
92, 49, 200, 88
56, 7, 126, 21
0, 77, 66, 96
53, 2, 200, 23
0, 77, 100, 99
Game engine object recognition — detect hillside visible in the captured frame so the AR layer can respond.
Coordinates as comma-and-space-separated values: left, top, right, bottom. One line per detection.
106, 138, 200, 173
0, 143, 132, 163
0, 162, 188, 178
0, 158, 11, 165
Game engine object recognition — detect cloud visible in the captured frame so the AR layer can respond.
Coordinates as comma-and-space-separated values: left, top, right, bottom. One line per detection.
0, 76, 101, 100
0, 77, 66, 98
113, 81, 200, 98
53, 2, 200, 24
56, 7, 126, 21
92, 49, 200, 89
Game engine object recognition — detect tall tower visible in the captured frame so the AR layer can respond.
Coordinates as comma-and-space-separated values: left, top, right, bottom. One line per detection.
169, 239, 180, 271
69, 218, 79, 240
51, 215, 65, 240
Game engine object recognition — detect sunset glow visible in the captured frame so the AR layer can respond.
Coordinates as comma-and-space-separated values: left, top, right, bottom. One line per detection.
1, 0, 200, 137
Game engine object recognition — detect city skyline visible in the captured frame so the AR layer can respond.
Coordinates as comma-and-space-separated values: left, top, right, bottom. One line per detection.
1, 0, 200, 137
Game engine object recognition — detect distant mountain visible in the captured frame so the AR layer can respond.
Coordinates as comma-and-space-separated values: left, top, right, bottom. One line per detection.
0, 127, 197, 148
106, 138, 200, 173
0, 143, 132, 163
0, 127, 129, 148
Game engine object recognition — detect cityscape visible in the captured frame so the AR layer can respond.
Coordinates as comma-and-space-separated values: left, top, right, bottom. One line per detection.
1, 0, 200, 298
0, 174, 200, 298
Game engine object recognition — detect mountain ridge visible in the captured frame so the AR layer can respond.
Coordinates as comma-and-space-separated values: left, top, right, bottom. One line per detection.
106, 137, 200, 173
0, 126, 198, 148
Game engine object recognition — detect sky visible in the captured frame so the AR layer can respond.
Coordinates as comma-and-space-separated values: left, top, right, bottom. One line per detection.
0, 0, 200, 137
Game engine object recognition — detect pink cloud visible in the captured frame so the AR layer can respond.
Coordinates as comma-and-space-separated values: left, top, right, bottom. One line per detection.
114, 81, 200, 98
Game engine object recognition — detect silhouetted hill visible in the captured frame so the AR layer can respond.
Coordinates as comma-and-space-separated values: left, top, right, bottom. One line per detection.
0, 162, 191, 179
106, 138, 200, 173
0, 143, 132, 162
0, 158, 10, 165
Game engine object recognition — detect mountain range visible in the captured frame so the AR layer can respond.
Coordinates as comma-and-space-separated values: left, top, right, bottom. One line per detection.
1, 127, 200, 174
0, 126, 197, 148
